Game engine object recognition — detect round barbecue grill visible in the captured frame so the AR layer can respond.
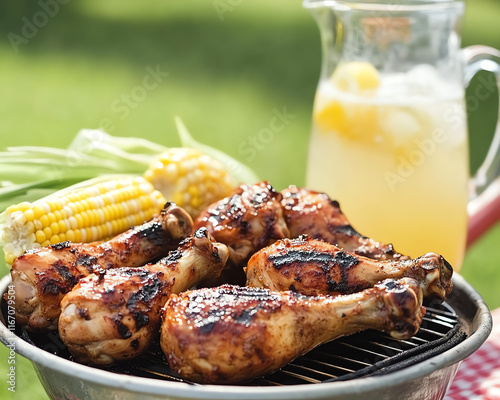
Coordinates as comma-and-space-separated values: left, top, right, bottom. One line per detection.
0, 273, 492, 400
1, 178, 498, 399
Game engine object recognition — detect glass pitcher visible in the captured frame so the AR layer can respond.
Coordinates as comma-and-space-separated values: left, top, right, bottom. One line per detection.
304, 0, 500, 270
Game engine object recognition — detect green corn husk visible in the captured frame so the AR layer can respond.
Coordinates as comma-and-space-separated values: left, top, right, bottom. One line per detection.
0, 120, 259, 212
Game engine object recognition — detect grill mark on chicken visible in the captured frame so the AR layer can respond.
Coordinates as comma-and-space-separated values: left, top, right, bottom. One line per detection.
132, 311, 149, 328
327, 276, 350, 294
191, 304, 261, 334
39, 278, 64, 296
326, 257, 365, 295
267, 249, 360, 293
184, 285, 282, 335
233, 307, 260, 327
126, 274, 165, 311
95, 268, 106, 283
378, 279, 405, 292
269, 250, 334, 270
332, 224, 364, 238
113, 315, 132, 339
251, 185, 276, 205
161, 250, 183, 264
135, 222, 166, 247
51, 241, 72, 250
37, 267, 78, 297
76, 255, 99, 274
119, 269, 152, 278
210, 195, 247, 230
196, 310, 225, 334
332, 251, 360, 269
53, 262, 80, 287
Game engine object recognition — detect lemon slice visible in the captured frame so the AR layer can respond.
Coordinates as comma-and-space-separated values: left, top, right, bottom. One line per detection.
314, 100, 347, 134
331, 62, 380, 93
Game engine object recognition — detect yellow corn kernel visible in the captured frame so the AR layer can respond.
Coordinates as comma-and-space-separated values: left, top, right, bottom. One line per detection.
50, 235, 60, 245
35, 230, 46, 243
66, 231, 76, 242
39, 215, 50, 229
24, 209, 35, 222
43, 227, 52, 239
73, 230, 82, 243
50, 222, 60, 235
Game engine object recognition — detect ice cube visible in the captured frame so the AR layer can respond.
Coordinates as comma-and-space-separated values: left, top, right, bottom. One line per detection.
406, 64, 445, 97
379, 106, 420, 146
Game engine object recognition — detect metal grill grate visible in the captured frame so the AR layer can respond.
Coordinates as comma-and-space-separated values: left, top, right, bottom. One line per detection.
19, 300, 466, 386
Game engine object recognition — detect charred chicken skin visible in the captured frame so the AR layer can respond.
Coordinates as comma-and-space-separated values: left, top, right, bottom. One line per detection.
59, 228, 228, 365
161, 278, 424, 384
194, 181, 289, 284
281, 186, 407, 261
246, 235, 453, 301
10, 202, 193, 331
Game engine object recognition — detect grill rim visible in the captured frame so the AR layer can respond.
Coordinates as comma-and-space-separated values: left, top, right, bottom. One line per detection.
0, 273, 492, 400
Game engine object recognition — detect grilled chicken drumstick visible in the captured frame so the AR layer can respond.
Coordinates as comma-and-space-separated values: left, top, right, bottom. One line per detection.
10, 202, 193, 331
281, 186, 407, 261
246, 235, 453, 301
59, 228, 228, 365
194, 181, 289, 284
194, 181, 290, 265
161, 278, 424, 384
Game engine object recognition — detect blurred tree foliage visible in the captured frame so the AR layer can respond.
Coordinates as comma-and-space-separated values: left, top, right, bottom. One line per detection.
0, 0, 76, 31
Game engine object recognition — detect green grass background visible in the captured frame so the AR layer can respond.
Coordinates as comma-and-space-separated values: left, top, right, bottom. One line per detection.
0, 1, 499, 398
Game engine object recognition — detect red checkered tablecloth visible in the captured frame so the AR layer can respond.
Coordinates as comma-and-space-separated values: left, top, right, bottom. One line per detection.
444, 308, 500, 400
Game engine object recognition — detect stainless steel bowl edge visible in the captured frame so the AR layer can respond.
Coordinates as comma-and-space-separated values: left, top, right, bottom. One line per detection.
0, 273, 492, 400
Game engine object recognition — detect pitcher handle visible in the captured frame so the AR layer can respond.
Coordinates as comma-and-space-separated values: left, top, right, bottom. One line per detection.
463, 45, 500, 198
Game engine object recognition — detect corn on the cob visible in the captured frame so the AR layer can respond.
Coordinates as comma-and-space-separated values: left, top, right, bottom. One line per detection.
143, 148, 236, 218
1, 177, 166, 264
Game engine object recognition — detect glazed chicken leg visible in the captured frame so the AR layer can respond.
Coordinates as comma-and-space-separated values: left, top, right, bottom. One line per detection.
161, 278, 424, 384
11, 202, 193, 331
246, 235, 453, 301
59, 228, 228, 365
281, 186, 407, 261
194, 181, 289, 284
194, 181, 290, 266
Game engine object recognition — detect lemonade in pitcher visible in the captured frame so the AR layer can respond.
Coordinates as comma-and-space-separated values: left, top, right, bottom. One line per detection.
306, 62, 469, 267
